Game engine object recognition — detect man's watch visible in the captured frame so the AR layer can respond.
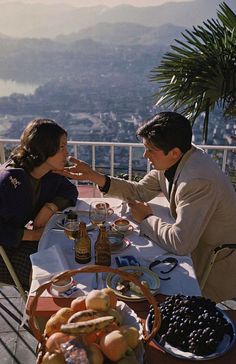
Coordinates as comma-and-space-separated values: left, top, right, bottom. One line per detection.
45, 202, 58, 213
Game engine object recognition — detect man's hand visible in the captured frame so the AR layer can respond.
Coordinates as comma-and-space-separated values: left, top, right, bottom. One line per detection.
54, 156, 106, 187
128, 200, 153, 223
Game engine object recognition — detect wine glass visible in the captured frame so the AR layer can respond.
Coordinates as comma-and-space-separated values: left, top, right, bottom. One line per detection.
89, 201, 108, 227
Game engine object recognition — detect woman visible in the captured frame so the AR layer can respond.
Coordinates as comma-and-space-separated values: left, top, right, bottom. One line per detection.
0, 118, 78, 290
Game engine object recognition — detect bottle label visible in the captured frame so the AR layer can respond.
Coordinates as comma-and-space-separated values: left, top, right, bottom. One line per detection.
95, 251, 111, 266
75, 250, 91, 264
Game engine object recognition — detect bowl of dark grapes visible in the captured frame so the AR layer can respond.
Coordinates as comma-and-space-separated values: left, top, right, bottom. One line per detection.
146, 295, 236, 360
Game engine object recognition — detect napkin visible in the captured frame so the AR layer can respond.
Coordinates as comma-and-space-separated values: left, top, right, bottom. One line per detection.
30, 244, 69, 280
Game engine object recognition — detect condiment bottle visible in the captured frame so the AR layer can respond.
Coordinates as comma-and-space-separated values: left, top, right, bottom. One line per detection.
74, 222, 91, 264
94, 224, 111, 266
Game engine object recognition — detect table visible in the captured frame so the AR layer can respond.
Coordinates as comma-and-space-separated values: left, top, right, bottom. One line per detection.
26, 197, 236, 363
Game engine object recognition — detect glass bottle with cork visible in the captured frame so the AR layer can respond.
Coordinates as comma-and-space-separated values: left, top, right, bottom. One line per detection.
94, 224, 111, 266
75, 221, 91, 264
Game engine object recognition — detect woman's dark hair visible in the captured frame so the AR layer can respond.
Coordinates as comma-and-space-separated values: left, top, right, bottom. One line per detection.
137, 112, 192, 154
10, 118, 67, 172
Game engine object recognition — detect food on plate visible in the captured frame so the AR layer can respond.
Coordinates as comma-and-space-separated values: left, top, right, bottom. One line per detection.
104, 308, 123, 325
149, 294, 233, 356
43, 289, 142, 363
61, 316, 115, 335
102, 287, 117, 308
100, 329, 128, 361
44, 308, 74, 337
68, 309, 100, 323
70, 296, 86, 312
85, 289, 110, 311
45, 332, 74, 353
116, 276, 148, 296
116, 349, 139, 364
87, 343, 104, 364
120, 326, 140, 349
41, 351, 65, 364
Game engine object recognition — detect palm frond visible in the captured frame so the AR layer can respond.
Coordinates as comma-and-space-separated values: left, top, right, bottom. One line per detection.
150, 2, 236, 142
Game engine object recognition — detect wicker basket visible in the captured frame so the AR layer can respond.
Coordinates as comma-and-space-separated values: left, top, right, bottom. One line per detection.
28, 264, 161, 364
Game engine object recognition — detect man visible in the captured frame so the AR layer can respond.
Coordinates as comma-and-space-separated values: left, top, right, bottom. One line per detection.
60, 112, 236, 302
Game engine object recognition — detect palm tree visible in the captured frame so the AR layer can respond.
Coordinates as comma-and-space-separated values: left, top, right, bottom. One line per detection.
151, 2, 236, 143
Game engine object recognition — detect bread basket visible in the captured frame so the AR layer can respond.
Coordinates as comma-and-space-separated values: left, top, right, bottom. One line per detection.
28, 265, 161, 363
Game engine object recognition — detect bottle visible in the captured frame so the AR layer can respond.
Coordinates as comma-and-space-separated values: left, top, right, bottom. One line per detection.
94, 224, 111, 266
74, 222, 91, 264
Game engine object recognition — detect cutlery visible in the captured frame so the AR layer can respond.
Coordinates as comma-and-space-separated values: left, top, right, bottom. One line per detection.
102, 272, 108, 288
92, 273, 99, 289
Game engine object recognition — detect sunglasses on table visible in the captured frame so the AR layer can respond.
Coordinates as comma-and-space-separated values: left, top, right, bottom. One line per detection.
149, 257, 178, 280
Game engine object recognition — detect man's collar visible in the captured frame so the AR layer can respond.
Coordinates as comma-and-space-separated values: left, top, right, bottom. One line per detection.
164, 157, 183, 182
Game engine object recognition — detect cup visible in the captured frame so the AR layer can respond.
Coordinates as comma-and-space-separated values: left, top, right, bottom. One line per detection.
51, 277, 74, 293
113, 218, 131, 232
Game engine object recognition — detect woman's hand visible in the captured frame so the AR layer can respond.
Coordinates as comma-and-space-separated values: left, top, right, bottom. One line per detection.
33, 204, 55, 229
128, 200, 153, 223
23, 227, 44, 241
54, 156, 106, 187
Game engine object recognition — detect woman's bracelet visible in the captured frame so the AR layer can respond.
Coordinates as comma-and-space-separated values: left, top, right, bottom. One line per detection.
45, 202, 58, 213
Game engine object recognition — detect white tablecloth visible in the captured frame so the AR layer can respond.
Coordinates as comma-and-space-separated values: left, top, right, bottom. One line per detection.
29, 197, 201, 297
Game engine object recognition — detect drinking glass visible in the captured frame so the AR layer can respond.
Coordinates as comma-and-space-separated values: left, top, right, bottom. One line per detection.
89, 201, 108, 227
64, 214, 80, 241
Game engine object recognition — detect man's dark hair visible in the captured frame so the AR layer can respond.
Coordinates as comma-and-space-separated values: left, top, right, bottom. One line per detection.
137, 112, 192, 154
10, 118, 67, 172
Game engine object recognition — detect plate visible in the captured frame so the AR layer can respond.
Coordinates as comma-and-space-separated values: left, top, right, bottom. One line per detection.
146, 309, 236, 360
56, 211, 96, 231
106, 266, 160, 301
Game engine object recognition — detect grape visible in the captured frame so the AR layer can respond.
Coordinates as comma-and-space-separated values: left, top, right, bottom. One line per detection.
149, 295, 233, 356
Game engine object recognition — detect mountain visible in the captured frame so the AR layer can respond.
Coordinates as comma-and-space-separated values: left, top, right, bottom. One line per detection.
56, 22, 185, 46
0, 0, 235, 38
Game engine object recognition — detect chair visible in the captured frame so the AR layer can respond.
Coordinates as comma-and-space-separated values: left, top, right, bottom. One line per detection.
0, 244, 27, 302
200, 243, 236, 290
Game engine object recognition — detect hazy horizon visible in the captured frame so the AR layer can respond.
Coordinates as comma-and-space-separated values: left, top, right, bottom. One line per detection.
0, 0, 193, 7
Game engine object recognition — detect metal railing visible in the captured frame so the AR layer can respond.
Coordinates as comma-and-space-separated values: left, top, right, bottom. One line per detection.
0, 138, 236, 180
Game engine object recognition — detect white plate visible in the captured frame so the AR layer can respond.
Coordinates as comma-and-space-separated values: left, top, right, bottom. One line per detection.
146, 308, 236, 360
56, 211, 96, 231
106, 266, 160, 302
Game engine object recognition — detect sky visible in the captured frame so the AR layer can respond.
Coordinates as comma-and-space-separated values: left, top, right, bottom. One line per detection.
0, 0, 193, 7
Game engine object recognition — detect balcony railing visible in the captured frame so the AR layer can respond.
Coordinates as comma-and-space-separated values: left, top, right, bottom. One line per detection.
0, 139, 236, 183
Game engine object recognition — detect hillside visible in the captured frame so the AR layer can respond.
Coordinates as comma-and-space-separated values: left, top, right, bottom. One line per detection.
0, 0, 235, 38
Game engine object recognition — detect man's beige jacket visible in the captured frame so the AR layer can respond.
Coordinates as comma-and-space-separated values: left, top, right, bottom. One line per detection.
105, 145, 236, 302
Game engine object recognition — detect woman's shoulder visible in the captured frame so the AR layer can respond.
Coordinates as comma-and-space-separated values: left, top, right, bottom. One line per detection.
0, 163, 28, 186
